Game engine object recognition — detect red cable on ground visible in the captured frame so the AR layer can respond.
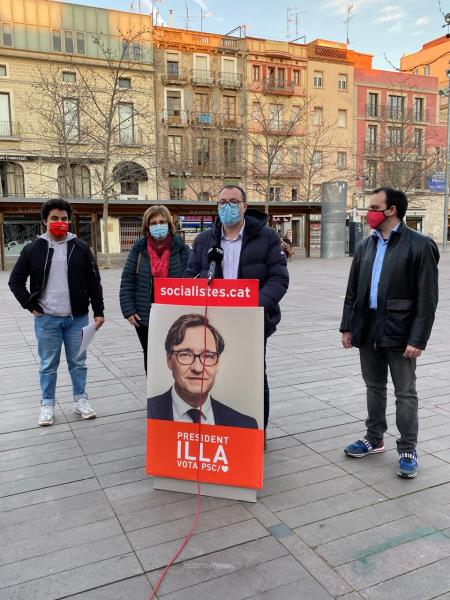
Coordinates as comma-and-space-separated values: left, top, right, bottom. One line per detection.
147, 281, 210, 599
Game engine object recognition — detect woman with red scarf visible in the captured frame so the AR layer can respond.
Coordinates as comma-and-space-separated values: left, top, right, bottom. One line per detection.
120, 206, 190, 372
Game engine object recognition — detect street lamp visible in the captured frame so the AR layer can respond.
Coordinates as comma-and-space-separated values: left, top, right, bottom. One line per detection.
439, 68, 450, 251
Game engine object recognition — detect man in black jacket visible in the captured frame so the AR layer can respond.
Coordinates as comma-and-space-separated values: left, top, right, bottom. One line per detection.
9, 199, 105, 426
340, 188, 439, 479
185, 186, 289, 443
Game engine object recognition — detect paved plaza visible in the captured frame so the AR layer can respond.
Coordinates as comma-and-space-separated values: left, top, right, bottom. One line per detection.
2, 254, 450, 600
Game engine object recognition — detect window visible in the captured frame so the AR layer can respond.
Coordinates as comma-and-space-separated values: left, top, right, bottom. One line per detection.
170, 188, 184, 200
414, 128, 423, 154
52, 29, 62, 52
224, 138, 237, 168
338, 74, 347, 91
0, 162, 24, 196
313, 71, 323, 88
167, 52, 179, 77
132, 43, 142, 61
314, 107, 323, 126
118, 103, 134, 144
113, 162, 147, 196
123, 40, 141, 61
388, 95, 404, 119
313, 151, 323, 168
198, 191, 210, 201
268, 67, 276, 87
168, 136, 182, 162
222, 57, 237, 80
269, 186, 281, 201
196, 137, 210, 166
223, 95, 236, 123
387, 126, 403, 147
270, 104, 282, 130
368, 92, 379, 117
76, 32, 85, 54
337, 151, 347, 170
2, 23, 12, 47
293, 70, 300, 86
292, 187, 299, 201
367, 124, 377, 152
278, 68, 285, 86
62, 98, 79, 142
0, 65, 6, 77
292, 105, 301, 123
57, 165, 91, 198
413, 97, 424, 122
194, 54, 209, 76
338, 109, 347, 127
166, 90, 183, 121
252, 101, 262, 121
366, 160, 377, 188
64, 30, 74, 53
194, 93, 210, 113
62, 71, 76, 82
118, 77, 131, 89
253, 65, 260, 81
0, 92, 11, 136
252, 144, 261, 166
423, 65, 430, 76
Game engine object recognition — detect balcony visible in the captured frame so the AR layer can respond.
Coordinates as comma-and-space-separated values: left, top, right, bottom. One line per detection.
191, 69, 214, 86
219, 37, 239, 52
161, 67, 188, 84
220, 114, 241, 129
261, 78, 296, 94
0, 121, 20, 139
366, 105, 431, 123
161, 109, 188, 126
365, 142, 381, 156
189, 111, 215, 127
218, 72, 243, 89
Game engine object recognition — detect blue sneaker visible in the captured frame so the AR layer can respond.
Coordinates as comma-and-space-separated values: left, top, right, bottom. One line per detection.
397, 451, 418, 479
344, 437, 385, 458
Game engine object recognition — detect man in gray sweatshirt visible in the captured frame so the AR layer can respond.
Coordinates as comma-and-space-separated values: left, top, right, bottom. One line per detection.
9, 198, 105, 426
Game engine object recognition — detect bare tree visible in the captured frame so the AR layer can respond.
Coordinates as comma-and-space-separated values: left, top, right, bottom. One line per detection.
21, 29, 156, 266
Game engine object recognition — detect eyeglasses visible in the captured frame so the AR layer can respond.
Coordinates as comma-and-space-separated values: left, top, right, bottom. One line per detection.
217, 199, 244, 207
171, 350, 220, 366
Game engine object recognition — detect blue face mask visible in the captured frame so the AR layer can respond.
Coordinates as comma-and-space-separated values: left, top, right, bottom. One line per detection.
218, 203, 242, 226
149, 223, 169, 240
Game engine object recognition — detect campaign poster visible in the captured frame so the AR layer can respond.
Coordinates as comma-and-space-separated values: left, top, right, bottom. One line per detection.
146, 278, 264, 497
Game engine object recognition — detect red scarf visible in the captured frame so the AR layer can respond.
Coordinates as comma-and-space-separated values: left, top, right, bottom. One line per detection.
147, 234, 171, 278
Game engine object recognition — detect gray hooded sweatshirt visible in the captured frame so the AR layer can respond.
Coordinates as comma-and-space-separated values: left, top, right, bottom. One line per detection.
38, 232, 77, 317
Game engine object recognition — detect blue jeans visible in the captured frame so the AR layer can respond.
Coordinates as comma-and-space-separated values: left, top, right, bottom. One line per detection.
34, 314, 89, 406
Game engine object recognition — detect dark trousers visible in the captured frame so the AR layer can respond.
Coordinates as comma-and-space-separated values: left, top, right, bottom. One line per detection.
135, 325, 149, 374
359, 313, 418, 453
264, 339, 269, 430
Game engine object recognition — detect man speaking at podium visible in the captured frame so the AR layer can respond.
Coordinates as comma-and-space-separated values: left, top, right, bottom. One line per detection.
185, 185, 289, 442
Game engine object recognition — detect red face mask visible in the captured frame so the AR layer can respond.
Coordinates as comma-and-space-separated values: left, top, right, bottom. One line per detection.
49, 221, 69, 238
367, 210, 387, 230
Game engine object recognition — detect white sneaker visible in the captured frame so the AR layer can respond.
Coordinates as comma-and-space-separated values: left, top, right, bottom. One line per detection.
39, 406, 54, 426
74, 397, 96, 420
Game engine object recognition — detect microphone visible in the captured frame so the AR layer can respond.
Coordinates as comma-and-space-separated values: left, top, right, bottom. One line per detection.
207, 246, 224, 285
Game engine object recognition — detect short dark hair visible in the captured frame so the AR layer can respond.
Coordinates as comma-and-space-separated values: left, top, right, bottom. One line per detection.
165, 314, 225, 355
372, 187, 408, 220
218, 185, 247, 203
41, 198, 72, 221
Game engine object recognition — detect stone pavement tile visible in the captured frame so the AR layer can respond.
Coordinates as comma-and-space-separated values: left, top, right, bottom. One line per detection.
247, 577, 334, 599
0, 439, 83, 472
0, 553, 143, 600
138, 519, 269, 571
119, 495, 233, 532
0, 477, 100, 512
0, 534, 133, 589
128, 504, 253, 551
64, 575, 151, 600
280, 414, 359, 436
70, 409, 146, 432
149, 537, 288, 595
418, 503, 450, 531
0, 517, 122, 565
263, 452, 330, 479
261, 464, 347, 497
0, 455, 91, 485
158, 555, 308, 600
319, 435, 398, 464
61, 395, 144, 422
87, 443, 144, 465
264, 442, 313, 465
336, 531, 450, 590
280, 534, 352, 597
272, 406, 345, 427
370, 463, 450, 499
360, 556, 450, 600
91, 453, 146, 477
247, 500, 282, 528
278, 488, 386, 529
0, 425, 72, 452
314, 515, 435, 567
296, 500, 409, 547
420, 437, 450, 453
97, 466, 146, 488
261, 474, 365, 512
338, 594, 364, 600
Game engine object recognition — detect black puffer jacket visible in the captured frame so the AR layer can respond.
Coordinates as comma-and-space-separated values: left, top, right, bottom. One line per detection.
340, 222, 439, 350
185, 209, 289, 337
120, 234, 190, 328
8, 237, 104, 317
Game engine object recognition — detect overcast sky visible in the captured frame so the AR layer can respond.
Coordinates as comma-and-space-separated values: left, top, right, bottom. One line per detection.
68, 0, 448, 70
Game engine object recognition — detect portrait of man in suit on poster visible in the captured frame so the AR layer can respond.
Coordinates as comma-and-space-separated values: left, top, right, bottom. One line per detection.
147, 313, 258, 429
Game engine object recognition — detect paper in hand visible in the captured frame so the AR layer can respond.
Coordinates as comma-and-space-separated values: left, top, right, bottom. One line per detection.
78, 323, 97, 357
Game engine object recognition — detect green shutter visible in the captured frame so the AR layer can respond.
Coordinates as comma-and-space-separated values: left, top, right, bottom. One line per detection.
169, 177, 186, 190
223, 178, 240, 186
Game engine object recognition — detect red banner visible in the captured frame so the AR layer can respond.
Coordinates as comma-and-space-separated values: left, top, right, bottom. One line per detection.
147, 419, 264, 489
154, 278, 259, 307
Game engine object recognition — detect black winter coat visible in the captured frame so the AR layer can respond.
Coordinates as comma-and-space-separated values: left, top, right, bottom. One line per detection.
8, 237, 104, 317
120, 234, 190, 328
340, 222, 439, 350
184, 209, 289, 337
